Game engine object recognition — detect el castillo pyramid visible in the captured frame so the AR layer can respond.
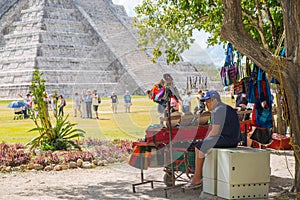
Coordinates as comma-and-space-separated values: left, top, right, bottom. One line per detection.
0, 0, 210, 98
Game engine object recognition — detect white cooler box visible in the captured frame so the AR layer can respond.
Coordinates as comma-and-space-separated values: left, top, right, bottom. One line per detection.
217, 147, 270, 184
217, 147, 270, 199
217, 181, 269, 199
203, 148, 218, 195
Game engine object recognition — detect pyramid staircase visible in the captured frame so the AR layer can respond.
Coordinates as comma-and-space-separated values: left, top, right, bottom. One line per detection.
0, 0, 207, 98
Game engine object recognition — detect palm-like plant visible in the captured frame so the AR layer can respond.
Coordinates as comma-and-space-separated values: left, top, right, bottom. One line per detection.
27, 70, 85, 151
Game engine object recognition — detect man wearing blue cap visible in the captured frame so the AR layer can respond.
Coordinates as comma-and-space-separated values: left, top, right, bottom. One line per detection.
184, 90, 241, 188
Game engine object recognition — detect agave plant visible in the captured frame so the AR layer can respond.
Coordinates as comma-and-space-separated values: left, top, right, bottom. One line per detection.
28, 115, 85, 150
26, 70, 85, 151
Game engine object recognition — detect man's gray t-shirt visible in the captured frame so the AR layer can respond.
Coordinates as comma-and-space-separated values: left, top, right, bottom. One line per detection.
211, 102, 240, 145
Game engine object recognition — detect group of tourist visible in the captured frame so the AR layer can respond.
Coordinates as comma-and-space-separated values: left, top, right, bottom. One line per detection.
73, 89, 101, 119
16, 90, 132, 120
73, 90, 132, 119
17, 92, 67, 118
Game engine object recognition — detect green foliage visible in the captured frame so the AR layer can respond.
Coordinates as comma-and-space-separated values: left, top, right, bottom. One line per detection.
26, 70, 85, 151
134, 0, 283, 64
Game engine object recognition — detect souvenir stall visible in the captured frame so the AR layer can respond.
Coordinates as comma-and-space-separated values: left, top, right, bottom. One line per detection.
128, 73, 253, 197
220, 43, 291, 149
129, 74, 209, 196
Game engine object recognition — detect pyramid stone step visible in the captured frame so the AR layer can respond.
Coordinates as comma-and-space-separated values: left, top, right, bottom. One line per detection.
39, 44, 103, 58
36, 57, 112, 70
40, 70, 119, 83
44, 7, 77, 20
40, 32, 98, 46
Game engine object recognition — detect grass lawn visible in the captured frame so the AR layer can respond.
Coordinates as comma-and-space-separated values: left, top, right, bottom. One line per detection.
0, 94, 234, 144
0, 96, 162, 144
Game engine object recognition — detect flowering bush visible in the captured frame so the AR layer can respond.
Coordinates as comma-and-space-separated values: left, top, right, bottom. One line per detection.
32, 152, 60, 166
64, 151, 94, 162
0, 142, 31, 167
0, 139, 134, 170
83, 138, 133, 160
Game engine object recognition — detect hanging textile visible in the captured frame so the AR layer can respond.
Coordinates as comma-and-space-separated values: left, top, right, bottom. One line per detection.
236, 52, 242, 80
220, 43, 239, 86
128, 145, 153, 169
186, 76, 189, 92
248, 64, 273, 128
189, 76, 192, 92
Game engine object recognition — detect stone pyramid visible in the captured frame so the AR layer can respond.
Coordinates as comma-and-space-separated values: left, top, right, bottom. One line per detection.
0, 0, 206, 98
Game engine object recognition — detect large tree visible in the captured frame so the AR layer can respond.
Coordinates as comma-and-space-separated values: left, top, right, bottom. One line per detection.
134, 0, 300, 192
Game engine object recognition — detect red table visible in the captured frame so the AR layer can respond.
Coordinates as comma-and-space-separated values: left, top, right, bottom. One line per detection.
145, 124, 209, 145
145, 120, 252, 146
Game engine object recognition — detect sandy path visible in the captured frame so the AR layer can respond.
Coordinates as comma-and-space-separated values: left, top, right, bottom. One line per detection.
0, 150, 295, 200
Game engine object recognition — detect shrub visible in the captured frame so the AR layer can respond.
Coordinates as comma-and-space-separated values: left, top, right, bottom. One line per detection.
0, 142, 31, 167
32, 152, 60, 166
63, 151, 94, 162
83, 138, 133, 161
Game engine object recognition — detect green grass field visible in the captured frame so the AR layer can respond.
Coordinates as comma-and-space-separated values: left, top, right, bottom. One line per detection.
0, 94, 233, 144
0, 96, 162, 144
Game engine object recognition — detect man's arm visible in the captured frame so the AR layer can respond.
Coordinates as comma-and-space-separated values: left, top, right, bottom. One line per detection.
206, 124, 220, 138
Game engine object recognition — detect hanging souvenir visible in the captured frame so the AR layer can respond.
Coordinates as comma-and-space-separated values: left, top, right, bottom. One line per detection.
248, 64, 273, 128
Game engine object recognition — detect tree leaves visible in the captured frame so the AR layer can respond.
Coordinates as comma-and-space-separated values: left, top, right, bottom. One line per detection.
134, 0, 283, 64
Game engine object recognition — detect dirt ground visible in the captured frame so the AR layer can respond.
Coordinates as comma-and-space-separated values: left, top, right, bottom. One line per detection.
0, 149, 295, 200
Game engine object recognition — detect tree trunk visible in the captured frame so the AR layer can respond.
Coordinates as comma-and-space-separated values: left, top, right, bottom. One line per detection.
221, 0, 300, 192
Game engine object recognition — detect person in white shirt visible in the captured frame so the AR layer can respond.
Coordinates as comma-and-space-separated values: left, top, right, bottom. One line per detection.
92, 90, 100, 119
182, 92, 192, 113
73, 92, 81, 117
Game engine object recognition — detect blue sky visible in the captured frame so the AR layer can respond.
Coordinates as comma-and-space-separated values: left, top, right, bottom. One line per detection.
112, 0, 225, 66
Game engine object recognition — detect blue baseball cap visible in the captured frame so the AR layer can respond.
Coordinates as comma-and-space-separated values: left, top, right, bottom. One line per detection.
200, 90, 221, 101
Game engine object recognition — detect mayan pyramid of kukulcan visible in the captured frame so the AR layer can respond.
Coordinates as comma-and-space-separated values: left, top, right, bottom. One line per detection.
0, 0, 208, 98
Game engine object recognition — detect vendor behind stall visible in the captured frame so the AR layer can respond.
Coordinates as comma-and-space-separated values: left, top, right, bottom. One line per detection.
183, 90, 241, 188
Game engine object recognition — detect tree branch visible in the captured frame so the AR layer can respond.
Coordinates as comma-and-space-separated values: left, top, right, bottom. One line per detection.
256, 0, 269, 50
220, 0, 274, 75
263, 0, 277, 45
242, 10, 258, 25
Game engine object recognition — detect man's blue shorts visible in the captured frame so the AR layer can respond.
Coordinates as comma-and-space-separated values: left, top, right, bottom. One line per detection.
195, 136, 238, 154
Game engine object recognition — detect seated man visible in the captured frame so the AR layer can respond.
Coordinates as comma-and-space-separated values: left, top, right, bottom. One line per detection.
184, 90, 241, 188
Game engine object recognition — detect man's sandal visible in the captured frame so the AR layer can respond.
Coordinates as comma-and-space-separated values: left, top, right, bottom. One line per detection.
182, 182, 202, 189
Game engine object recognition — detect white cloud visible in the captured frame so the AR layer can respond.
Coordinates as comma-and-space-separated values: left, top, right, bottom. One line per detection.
112, 0, 141, 17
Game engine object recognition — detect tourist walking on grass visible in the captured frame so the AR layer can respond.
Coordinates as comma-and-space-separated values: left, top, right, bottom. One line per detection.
111, 92, 118, 113
123, 90, 132, 113
58, 95, 66, 117
80, 90, 87, 118
50, 93, 57, 116
73, 92, 81, 117
85, 90, 92, 119
92, 90, 100, 119
182, 91, 192, 114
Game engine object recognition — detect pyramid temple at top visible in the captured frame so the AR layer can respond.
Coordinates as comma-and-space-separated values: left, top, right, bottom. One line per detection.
0, 0, 211, 98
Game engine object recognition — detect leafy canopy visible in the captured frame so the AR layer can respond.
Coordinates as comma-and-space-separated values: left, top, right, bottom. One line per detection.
134, 0, 283, 64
